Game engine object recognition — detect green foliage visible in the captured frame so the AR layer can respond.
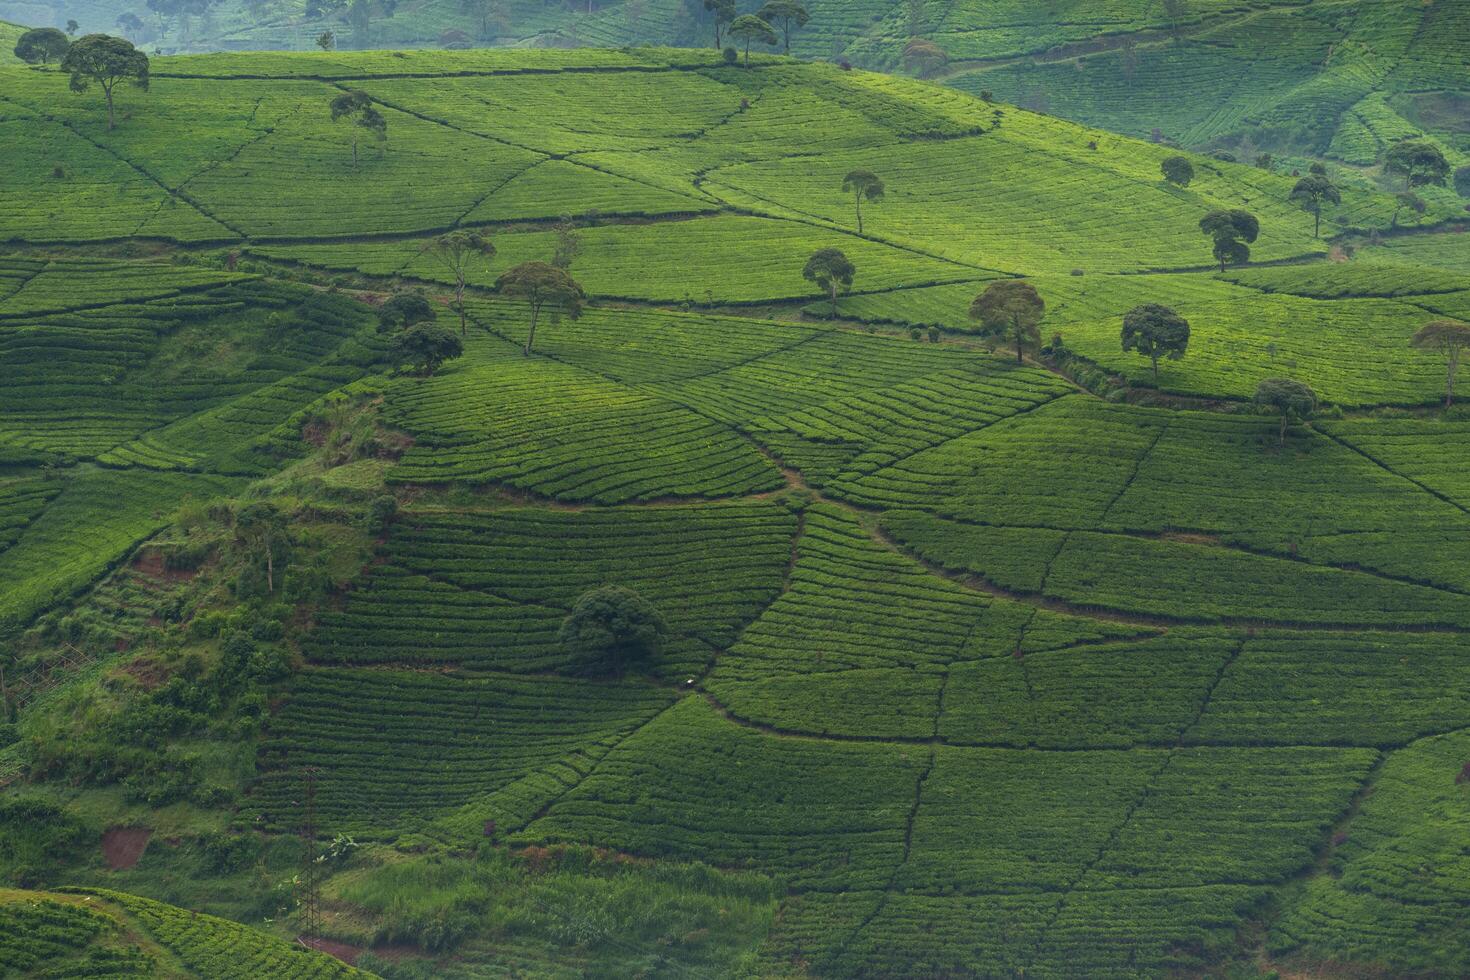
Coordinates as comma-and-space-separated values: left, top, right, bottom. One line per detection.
1289, 173, 1341, 237
389, 322, 463, 376
14, 27, 69, 65
60, 34, 149, 131
1254, 376, 1317, 446
1160, 154, 1194, 187
1383, 138, 1450, 190
558, 586, 669, 676
1121, 302, 1190, 383
0, 895, 154, 976
802, 246, 855, 315
970, 279, 1045, 362
728, 14, 778, 66
494, 261, 585, 354
1200, 208, 1260, 272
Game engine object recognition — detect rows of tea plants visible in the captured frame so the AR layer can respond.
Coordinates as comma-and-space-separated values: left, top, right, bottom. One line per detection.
1322, 417, 1470, 508
460, 159, 714, 223
384, 335, 784, 500
1360, 232, 1470, 275
1224, 261, 1470, 300
883, 510, 1470, 628
0, 894, 154, 977
1270, 728, 1470, 975
250, 668, 674, 834
706, 504, 1137, 739
0, 474, 63, 553
80, 889, 374, 978
518, 696, 927, 891
0, 257, 242, 317
0, 468, 240, 633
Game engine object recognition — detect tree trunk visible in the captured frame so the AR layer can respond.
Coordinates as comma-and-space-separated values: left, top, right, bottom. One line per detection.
1447, 352, 1459, 408
783, 20, 790, 52
104, 83, 116, 131
1152, 355, 1159, 385
830, 282, 838, 317
1313, 205, 1321, 239
456, 279, 467, 335
1014, 320, 1023, 363
352, 135, 359, 169
1279, 413, 1288, 447
0, 662, 10, 723
523, 303, 540, 355
265, 533, 275, 592
744, 38, 750, 67
855, 193, 863, 235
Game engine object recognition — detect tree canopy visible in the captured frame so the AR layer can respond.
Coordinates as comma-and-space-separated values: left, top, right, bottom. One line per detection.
728, 14, 778, 66
390, 322, 464, 377
1121, 304, 1191, 384
1254, 377, 1316, 447
14, 27, 70, 65
842, 169, 885, 234
1384, 140, 1450, 191
558, 585, 668, 676
1411, 319, 1470, 408
330, 89, 388, 168
1199, 209, 1259, 272
758, 0, 810, 53
903, 38, 948, 78
970, 280, 1045, 363
1289, 173, 1341, 238
60, 35, 149, 132
420, 231, 495, 335
704, 0, 737, 47
802, 248, 855, 317
495, 261, 586, 355
1161, 155, 1194, 188
377, 293, 437, 334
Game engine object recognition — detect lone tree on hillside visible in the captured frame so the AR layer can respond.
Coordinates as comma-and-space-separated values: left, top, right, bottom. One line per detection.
1254, 377, 1316, 447
970, 280, 1046, 363
704, 0, 736, 47
803, 247, 855, 317
551, 213, 583, 270
234, 501, 288, 594
14, 27, 70, 64
495, 261, 585, 355
1384, 139, 1450, 191
1411, 319, 1470, 408
758, 0, 809, 53
559, 585, 668, 676
390, 322, 463, 377
61, 35, 149, 131
1121, 304, 1190, 384
316, 30, 335, 51
902, 38, 948, 78
728, 14, 777, 67
1161, 155, 1194, 188
420, 230, 495, 336
1290, 172, 1340, 238
377, 292, 437, 333
329, 89, 387, 168
842, 169, 884, 234
1199, 208, 1259, 272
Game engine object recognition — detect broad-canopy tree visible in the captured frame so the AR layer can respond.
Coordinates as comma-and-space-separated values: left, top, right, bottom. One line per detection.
1121, 304, 1190, 384
1289, 173, 1340, 238
14, 27, 70, 65
703, 0, 736, 47
1384, 139, 1450, 191
495, 261, 585, 355
390, 322, 463, 377
1199, 208, 1259, 272
377, 292, 437, 333
60, 34, 149, 131
329, 89, 387, 168
757, 0, 809, 53
1160, 155, 1194, 188
728, 14, 777, 67
558, 585, 668, 676
802, 248, 855, 317
1411, 319, 1470, 408
841, 169, 884, 234
970, 280, 1045, 363
420, 230, 495, 335
1254, 377, 1316, 447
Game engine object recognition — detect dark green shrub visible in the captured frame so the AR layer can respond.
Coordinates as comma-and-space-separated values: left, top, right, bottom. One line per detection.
558, 586, 668, 675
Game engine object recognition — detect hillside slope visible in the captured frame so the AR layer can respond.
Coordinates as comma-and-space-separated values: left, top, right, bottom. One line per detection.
0, 48, 1468, 980
9, 0, 1466, 163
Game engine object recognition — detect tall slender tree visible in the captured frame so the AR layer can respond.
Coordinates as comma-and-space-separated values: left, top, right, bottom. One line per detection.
330, 89, 387, 168
60, 34, 149, 131
495, 261, 586, 355
841, 169, 885, 234
728, 14, 777, 67
758, 0, 810, 53
803, 248, 855, 317
1289, 173, 1341, 238
1411, 319, 1470, 408
420, 231, 495, 336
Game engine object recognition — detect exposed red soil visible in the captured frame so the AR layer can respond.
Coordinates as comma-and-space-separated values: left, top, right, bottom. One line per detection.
101, 826, 152, 870
298, 936, 362, 965
131, 548, 200, 582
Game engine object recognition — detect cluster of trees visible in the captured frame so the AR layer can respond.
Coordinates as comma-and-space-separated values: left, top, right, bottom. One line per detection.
703, 0, 810, 64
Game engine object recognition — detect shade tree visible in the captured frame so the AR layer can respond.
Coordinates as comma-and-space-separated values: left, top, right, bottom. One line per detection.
420, 231, 495, 335
1121, 304, 1190, 384
841, 169, 884, 234
390, 322, 464, 377
758, 1, 809, 53
802, 248, 855, 317
558, 585, 668, 676
1289, 173, 1340, 238
1384, 140, 1450, 191
1161, 155, 1194, 188
495, 261, 586, 355
329, 89, 388, 168
1199, 208, 1259, 272
1254, 377, 1316, 447
703, 0, 736, 47
60, 34, 149, 131
728, 14, 777, 67
1411, 319, 1470, 408
376, 293, 437, 333
970, 280, 1045, 363
14, 27, 70, 65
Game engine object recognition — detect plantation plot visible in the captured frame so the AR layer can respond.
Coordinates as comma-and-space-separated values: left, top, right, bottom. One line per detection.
250, 669, 675, 835
460, 159, 715, 223
384, 334, 783, 500
1270, 729, 1470, 975
1323, 418, 1470, 508
518, 696, 929, 891
0, 258, 242, 317
1360, 232, 1470, 275
0, 893, 154, 978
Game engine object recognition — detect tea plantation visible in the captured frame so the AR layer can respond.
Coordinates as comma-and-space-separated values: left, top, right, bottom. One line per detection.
0, 37, 1468, 980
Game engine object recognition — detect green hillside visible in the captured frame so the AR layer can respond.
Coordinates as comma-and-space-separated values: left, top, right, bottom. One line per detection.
10, 0, 1467, 167
0, 44, 1469, 980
